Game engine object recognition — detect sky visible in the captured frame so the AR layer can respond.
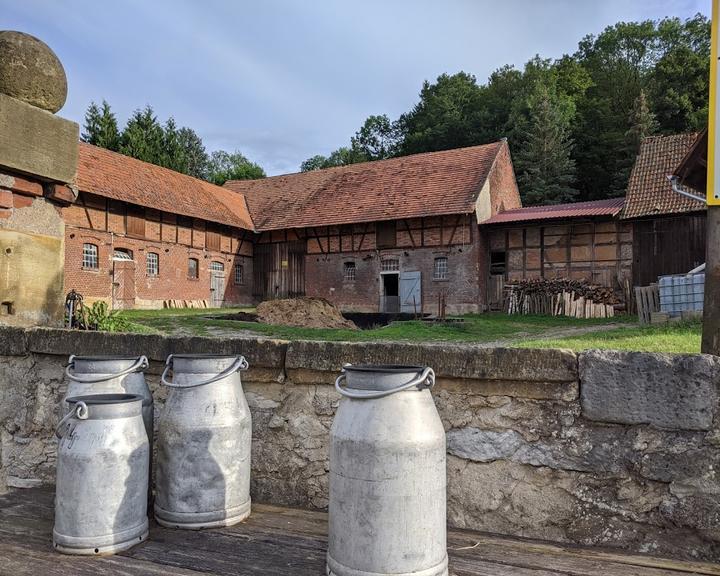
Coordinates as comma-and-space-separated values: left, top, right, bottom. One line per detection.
1, 0, 710, 176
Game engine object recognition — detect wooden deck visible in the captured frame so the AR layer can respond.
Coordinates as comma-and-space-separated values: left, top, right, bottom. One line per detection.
1, 488, 718, 576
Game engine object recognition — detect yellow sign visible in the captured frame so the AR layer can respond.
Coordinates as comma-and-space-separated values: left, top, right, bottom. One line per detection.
708, 0, 720, 204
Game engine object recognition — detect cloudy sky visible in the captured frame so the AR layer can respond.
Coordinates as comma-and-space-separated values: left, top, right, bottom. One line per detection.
2, 0, 710, 175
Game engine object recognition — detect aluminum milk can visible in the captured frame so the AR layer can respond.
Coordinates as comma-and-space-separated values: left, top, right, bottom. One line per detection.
328, 365, 448, 576
155, 354, 252, 529
63, 355, 153, 453
53, 394, 150, 555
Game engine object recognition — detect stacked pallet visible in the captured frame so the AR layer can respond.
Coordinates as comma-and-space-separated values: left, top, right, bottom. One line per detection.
505, 278, 618, 319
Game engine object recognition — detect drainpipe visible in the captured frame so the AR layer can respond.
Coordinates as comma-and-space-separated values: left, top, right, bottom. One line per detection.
666, 175, 707, 204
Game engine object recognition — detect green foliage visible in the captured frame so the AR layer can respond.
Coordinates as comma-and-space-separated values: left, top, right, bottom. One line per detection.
300, 14, 710, 205
80, 301, 131, 332
81, 101, 263, 185
207, 150, 266, 185
81, 100, 121, 151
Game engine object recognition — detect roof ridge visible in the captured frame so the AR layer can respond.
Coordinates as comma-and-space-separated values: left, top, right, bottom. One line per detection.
225, 140, 505, 185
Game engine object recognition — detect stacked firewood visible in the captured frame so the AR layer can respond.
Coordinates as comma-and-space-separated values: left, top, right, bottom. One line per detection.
505, 278, 619, 318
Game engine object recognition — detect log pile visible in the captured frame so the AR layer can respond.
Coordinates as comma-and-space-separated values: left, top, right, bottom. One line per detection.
505, 278, 619, 319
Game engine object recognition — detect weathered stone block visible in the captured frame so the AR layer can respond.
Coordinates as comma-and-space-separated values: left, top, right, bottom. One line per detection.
580, 350, 720, 430
0, 327, 27, 355
0, 93, 78, 184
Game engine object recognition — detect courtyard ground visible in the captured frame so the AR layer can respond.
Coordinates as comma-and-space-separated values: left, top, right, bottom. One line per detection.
118, 308, 702, 353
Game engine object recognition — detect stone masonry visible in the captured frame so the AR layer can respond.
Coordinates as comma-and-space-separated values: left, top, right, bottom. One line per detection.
0, 326, 719, 561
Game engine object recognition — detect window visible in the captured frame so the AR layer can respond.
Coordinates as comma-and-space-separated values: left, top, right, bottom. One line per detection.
234, 263, 244, 285
188, 258, 199, 279
490, 251, 506, 276
206, 229, 221, 251
343, 261, 356, 282
113, 248, 133, 261
376, 221, 397, 249
82, 243, 98, 269
381, 259, 399, 272
210, 261, 224, 272
433, 257, 448, 280
146, 252, 159, 276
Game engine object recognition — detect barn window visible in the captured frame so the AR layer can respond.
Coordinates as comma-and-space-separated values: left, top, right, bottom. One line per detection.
206, 229, 221, 251
113, 248, 133, 261
234, 263, 244, 285
433, 257, 448, 280
126, 206, 146, 238
146, 252, 159, 276
381, 259, 399, 272
82, 243, 99, 269
343, 262, 356, 282
210, 261, 224, 272
188, 258, 199, 279
376, 221, 397, 249
490, 251, 506, 276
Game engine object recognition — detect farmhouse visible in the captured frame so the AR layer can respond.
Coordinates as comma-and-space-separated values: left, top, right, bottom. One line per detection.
5, 107, 706, 320
63, 139, 520, 314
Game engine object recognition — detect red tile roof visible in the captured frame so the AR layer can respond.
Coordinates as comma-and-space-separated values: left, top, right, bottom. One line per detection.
621, 133, 706, 219
76, 143, 254, 230
483, 197, 625, 225
225, 141, 510, 231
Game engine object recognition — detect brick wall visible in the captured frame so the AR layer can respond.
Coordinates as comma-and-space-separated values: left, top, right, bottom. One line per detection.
487, 141, 522, 214
62, 193, 254, 308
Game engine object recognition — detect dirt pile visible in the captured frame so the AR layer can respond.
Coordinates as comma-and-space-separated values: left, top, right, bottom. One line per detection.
255, 298, 358, 330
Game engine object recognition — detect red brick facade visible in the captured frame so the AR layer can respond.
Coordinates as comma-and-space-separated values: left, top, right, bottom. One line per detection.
63, 193, 253, 308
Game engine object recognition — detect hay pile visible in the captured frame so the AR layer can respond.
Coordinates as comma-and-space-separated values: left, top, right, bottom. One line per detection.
255, 297, 357, 329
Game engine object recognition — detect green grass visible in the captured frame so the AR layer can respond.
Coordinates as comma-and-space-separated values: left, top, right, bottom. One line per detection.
118, 307, 640, 345
515, 320, 702, 354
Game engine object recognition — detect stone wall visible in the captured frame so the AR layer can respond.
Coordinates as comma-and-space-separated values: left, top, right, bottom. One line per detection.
0, 326, 718, 560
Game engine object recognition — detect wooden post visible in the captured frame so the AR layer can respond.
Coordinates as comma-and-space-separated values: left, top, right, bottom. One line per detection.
702, 207, 720, 353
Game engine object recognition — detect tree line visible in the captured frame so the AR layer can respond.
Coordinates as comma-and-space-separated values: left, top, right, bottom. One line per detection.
301, 15, 710, 205
81, 102, 266, 185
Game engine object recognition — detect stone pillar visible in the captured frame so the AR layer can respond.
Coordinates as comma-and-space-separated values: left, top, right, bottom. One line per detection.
0, 31, 79, 326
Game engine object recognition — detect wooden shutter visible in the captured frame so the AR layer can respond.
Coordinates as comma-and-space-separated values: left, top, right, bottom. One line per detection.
206, 229, 221, 251
126, 206, 146, 238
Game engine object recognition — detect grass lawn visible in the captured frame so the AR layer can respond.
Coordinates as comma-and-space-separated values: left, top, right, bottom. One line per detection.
117, 308, 702, 352
517, 320, 701, 353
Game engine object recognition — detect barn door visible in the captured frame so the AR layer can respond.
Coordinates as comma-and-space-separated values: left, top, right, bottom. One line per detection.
400, 271, 421, 313
112, 260, 136, 309
210, 261, 225, 308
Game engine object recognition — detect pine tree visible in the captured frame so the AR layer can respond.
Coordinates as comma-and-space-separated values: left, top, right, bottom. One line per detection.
81, 100, 120, 151
177, 127, 209, 179
120, 106, 164, 165
626, 89, 658, 153
515, 86, 578, 205
161, 117, 186, 173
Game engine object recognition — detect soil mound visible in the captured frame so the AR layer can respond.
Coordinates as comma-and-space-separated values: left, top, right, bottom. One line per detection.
255, 297, 357, 330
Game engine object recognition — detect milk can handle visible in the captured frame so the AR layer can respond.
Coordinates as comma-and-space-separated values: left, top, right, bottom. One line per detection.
55, 401, 89, 439
161, 355, 249, 388
65, 355, 148, 383
335, 367, 435, 399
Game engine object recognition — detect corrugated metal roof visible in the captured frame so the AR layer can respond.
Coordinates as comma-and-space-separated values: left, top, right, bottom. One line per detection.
483, 197, 625, 225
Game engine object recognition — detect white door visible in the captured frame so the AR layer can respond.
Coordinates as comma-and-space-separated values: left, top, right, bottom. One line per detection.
400, 271, 421, 313
210, 261, 225, 307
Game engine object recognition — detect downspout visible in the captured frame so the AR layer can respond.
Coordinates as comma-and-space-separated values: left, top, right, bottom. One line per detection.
666, 175, 707, 204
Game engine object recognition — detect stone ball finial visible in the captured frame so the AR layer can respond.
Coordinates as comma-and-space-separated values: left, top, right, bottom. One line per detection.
0, 31, 68, 113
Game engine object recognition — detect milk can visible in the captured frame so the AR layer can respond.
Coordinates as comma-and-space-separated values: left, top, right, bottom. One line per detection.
328, 365, 448, 576
155, 354, 252, 529
53, 394, 150, 555
63, 355, 153, 453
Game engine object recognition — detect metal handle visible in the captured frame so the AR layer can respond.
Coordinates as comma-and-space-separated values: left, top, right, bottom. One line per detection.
161, 355, 249, 388
65, 355, 148, 383
55, 401, 89, 439
335, 367, 435, 399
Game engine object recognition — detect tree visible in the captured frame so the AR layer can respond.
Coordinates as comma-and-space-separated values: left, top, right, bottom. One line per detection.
177, 127, 209, 180
161, 117, 186, 173
119, 106, 165, 165
300, 147, 367, 171
396, 72, 486, 155
207, 150, 265, 185
626, 90, 658, 153
514, 85, 578, 206
81, 100, 121, 151
350, 115, 399, 160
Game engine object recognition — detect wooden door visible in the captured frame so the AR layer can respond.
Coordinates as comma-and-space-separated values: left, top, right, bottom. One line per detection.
400, 271, 422, 313
112, 260, 136, 309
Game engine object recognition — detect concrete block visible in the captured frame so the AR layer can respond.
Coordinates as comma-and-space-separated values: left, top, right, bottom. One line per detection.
0, 93, 78, 184
580, 350, 720, 430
